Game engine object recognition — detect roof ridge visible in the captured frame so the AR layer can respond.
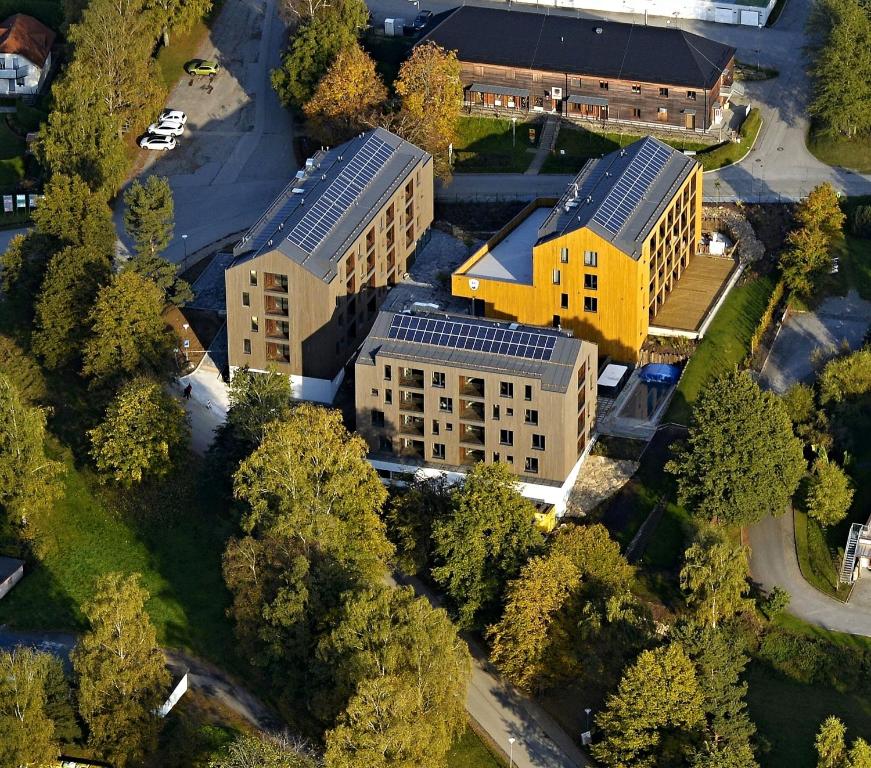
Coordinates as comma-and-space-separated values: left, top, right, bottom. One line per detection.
679, 28, 727, 82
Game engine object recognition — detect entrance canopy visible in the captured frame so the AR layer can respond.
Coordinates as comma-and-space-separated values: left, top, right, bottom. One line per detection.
469, 83, 530, 97
567, 94, 609, 107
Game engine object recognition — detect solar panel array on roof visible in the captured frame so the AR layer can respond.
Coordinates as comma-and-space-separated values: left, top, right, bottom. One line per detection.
286, 134, 395, 254
388, 314, 557, 361
591, 140, 672, 235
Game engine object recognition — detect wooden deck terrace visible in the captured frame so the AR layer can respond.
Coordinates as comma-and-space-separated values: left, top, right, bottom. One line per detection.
652, 254, 737, 332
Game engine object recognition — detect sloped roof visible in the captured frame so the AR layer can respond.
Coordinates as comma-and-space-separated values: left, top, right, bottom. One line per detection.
0, 14, 55, 68
420, 6, 735, 89
537, 136, 698, 260
232, 128, 429, 282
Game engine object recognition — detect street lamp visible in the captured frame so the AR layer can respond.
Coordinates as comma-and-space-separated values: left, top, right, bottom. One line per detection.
508, 737, 516, 768
181, 233, 189, 262
511, 117, 517, 147
585, 708, 592, 732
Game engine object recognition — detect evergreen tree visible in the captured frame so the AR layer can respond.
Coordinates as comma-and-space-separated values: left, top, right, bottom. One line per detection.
72, 572, 170, 767
432, 462, 542, 628
0, 334, 46, 403
89, 377, 189, 486
32, 245, 112, 370
123, 251, 193, 307
667, 370, 805, 525
124, 175, 175, 258
32, 173, 116, 253
816, 716, 847, 768
805, 456, 854, 527
82, 271, 174, 383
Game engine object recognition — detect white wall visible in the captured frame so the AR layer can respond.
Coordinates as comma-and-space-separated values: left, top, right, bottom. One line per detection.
289, 368, 345, 404
514, 0, 777, 26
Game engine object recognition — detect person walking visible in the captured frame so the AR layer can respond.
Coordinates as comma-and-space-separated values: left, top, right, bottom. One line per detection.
183, 383, 193, 400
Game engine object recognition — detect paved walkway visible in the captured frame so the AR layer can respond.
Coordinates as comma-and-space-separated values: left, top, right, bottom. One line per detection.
749, 513, 871, 636
526, 117, 559, 175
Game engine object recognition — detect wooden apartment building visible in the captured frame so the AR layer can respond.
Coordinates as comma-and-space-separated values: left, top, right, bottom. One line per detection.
224, 128, 433, 402
421, 6, 736, 132
452, 136, 703, 361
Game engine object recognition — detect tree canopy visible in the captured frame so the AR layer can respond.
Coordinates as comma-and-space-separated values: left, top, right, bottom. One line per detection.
226, 366, 291, 447
209, 733, 318, 768
815, 716, 871, 768
431, 462, 542, 628
32, 173, 116, 253
124, 175, 175, 258
667, 370, 805, 525
805, 456, 854, 527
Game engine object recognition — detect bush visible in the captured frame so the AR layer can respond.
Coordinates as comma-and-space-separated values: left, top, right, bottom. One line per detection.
852, 205, 871, 237
760, 586, 791, 618
748, 279, 786, 358
758, 626, 831, 684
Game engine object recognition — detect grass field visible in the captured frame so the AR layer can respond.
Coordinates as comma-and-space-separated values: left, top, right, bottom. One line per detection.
453, 116, 539, 173
0, 444, 237, 667
0, 117, 27, 187
665, 275, 776, 426
842, 235, 871, 300
793, 508, 850, 601
808, 129, 871, 174
448, 726, 505, 768
541, 125, 708, 174
696, 108, 762, 171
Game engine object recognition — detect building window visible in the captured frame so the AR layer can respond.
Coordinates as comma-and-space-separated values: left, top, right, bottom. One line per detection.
631, 84, 641, 94
372, 409, 385, 427
561, 293, 569, 309
493, 452, 500, 462
439, 396, 453, 413
570, 77, 580, 87
378, 436, 392, 452
432, 443, 446, 460
250, 316, 259, 332
687, 90, 696, 100
384, 365, 392, 381
432, 419, 440, 435
525, 409, 539, 425
506, 455, 514, 464
584, 273, 598, 290
242, 291, 250, 307
500, 429, 514, 446
432, 371, 446, 388
249, 270, 257, 286
385, 389, 393, 405
500, 382, 514, 398
560, 247, 569, 263
599, 80, 608, 90
553, 315, 561, 329
632, 108, 641, 119
492, 404, 500, 420
658, 107, 668, 122
506, 408, 514, 416
445, 422, 453, 431
371, 388, 379, 397
659, 87, 668, 97
552, 269, 561, 285
584, 251, 598, 267
525, 457, 539, 474
524, 385, 533, 401
584, 296, 598, 313
532, 434, 546, 450
243, 338, 251, 354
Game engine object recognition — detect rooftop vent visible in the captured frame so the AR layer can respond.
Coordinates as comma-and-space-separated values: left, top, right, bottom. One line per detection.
595, 26, 603, 34
292, 187, 305, 194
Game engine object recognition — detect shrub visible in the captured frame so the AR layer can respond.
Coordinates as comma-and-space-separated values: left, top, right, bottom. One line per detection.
852, 205, 871, 237
758, 626, 830, 684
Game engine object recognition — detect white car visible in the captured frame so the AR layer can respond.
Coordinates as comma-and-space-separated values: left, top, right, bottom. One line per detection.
139, 134, 177, 151
159, 109, 187, 125
147, 119, 185, 136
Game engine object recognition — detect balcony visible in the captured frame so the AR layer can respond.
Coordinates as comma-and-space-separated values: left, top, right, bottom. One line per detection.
460, 400, 485, 422
460, 447, 485, 466
460, 376, 485, 398
264, 272, 288, 293
399, 415, 425, 436
399, 391, 424, 413
460, 424, 485, 446
265, 296, 289, 317
399, 438, 425, 460
399, 368, 424, 389
266, 319, 290, 340
266, 342, 290, 363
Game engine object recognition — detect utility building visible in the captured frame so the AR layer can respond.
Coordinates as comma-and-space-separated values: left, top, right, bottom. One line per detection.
452, 136, 703, 361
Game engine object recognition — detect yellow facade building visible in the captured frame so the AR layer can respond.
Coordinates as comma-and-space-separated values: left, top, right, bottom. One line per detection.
452, 137, 703, 361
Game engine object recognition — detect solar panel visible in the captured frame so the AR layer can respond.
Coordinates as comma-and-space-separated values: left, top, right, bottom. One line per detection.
592, 139, 672, 235
387, 315, 558, 361
286, 134, 395, 254
250, 195, 302, 252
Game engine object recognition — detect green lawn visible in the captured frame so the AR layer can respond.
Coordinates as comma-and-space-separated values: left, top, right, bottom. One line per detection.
793, 508, 850, 601
453, 116, 539, 174
808, 129, 871, 174
696, 108, 762, 171
448, 726, 505, 768
541, 125, 708, 174
157, 21, 212, 88
665, 275, 776, 426
842, 235, 871, 300
0, 444, 237, 667
0, 117, 26, 187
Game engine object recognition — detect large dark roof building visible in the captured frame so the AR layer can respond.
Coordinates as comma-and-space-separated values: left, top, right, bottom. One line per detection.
421, 6, 736, 132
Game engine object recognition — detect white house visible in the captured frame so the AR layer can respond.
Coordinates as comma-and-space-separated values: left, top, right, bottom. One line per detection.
0, 14, 55, 97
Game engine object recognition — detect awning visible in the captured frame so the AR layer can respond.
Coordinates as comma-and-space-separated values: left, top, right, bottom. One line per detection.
568, 94, 609, 107
468, 83, 529, 98
682, 109, 697, 115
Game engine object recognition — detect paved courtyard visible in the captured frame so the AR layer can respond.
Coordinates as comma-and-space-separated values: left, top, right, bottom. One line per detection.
760, 291, 871, 394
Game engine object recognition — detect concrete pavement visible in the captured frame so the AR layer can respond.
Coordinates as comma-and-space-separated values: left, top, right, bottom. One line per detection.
749, 513, 871, 636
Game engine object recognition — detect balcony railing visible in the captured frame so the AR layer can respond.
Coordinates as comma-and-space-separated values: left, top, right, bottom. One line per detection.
265, 297, 289, 317
399, 417, 425, 436
399, 440, 425, 460
399, 373, 424, 389
460, 401, 485, 422
399, 393, 424, 413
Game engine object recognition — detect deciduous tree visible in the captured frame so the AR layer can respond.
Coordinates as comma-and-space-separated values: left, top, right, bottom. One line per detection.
32, 246, 112, 370
667, 370, 805, 525
209, 733, 318, 768
680, 527, 751, 628
72, 572, 170, 767
805, 456, 854, 527
82, 271, 175, 382
89, 377, 189, 485
124, 176, 175, 258
593, 644, 705, 768
795, 183, 846, 238
392, 42, 462, 178
780, 224, 832, 295
321, 585, 470, 767
0, 335, 46, 403
226, 366, 291, 446
303, 42, 386, 144
818, 348, 871, 406
384, 476, 452, 574
147, 0, 212, 45
0, 647, 60, 768
432, 462, 542, 628
32, 173, 116, 253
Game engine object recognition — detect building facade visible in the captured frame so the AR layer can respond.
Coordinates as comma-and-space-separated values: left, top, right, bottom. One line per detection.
225, 129, 434, 402
355, 309, 598, 515
452, 136, 703, 362
421, 6, 736, 132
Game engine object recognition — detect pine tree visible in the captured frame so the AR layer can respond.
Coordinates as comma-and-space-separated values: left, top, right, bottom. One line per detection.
816, 716, 847, 768
123, 176, 175, 258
